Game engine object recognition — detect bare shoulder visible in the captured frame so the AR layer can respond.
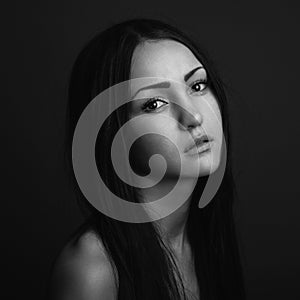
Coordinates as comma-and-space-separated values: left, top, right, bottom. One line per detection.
47, 230, 118, 300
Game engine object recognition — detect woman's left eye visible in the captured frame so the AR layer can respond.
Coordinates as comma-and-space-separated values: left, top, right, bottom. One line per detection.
190, 79, 208, 93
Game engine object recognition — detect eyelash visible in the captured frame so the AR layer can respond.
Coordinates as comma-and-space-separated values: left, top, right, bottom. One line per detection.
142, 78, 209, 112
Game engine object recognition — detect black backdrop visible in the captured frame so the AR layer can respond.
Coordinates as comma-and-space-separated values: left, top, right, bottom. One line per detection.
3, 0, 300, 299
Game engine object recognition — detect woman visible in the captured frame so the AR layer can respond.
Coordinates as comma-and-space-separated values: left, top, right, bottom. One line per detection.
47, 18, 247, 300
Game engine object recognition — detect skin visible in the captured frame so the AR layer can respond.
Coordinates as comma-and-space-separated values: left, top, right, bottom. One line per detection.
127, 39, 223, 252
49, 39, 223, 300
125, 39, 223, 298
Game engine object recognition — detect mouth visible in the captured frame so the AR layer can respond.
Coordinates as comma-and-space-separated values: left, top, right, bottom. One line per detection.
186, 142, 212, 156
184, 135, 214, 154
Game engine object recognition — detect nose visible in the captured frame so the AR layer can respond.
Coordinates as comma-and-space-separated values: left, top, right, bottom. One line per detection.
176, 101, 203, 133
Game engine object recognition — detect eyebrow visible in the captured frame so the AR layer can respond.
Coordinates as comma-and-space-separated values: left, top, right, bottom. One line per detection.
184, 66, 203, 81
132, 66, 203, 98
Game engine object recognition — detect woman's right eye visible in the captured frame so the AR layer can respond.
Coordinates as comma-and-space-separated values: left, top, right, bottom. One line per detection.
142, 97, 168, 112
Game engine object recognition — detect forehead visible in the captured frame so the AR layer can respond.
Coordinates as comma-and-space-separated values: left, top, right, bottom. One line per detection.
130, 39, 202, 80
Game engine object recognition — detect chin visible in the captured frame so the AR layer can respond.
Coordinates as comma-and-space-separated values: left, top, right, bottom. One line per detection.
187, 152, 220, 178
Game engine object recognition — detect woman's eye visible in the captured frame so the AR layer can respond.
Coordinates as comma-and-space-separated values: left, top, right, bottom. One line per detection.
142, 97, 167, 112
190, 79, 208, 93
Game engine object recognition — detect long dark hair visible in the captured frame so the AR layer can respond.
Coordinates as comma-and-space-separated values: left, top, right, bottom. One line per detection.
64, 18, 247, 300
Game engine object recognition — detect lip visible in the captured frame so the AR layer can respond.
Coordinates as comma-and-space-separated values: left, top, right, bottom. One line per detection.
184, 135, 214, 153
186, 141, 213, 156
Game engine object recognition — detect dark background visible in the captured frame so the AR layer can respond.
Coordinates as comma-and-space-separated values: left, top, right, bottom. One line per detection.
3, 0, 300, 299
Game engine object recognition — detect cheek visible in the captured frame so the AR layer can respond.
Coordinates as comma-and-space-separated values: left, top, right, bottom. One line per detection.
127, 116, 178, 150
128, 133, 181, 177
208, 96, 222, 125
199, 97, 223, 138
126, 118, 181, 177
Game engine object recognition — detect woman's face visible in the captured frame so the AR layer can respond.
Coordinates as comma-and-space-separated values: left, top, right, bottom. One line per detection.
127, 39, 223, 179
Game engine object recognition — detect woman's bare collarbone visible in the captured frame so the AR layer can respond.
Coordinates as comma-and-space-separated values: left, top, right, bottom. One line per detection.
66, 229, 199, 299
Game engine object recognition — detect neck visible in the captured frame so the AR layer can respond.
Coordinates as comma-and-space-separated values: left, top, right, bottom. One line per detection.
138, 176, 198, 256
155, 194, 191, 256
